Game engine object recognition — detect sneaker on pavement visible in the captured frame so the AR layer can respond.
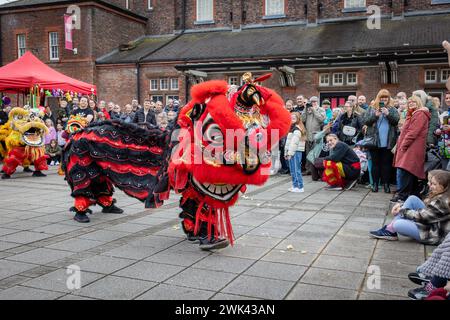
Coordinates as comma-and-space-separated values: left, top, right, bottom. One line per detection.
369, 225, 398, 241
74, 212, 90, 223
292, 188, 304, 193
1, 173, 11, 179
408, 286, 432, 300
32, 171, 46, 177
23, 167, 33, 173
50, 161, 55, 166
408, 272, 432, 286
102, 204, 124, 214
199, 237, 230, 250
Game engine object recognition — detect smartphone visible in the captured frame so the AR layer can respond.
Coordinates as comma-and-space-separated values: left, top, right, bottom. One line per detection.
444, 116, 449, 125
379, 101, 385, 108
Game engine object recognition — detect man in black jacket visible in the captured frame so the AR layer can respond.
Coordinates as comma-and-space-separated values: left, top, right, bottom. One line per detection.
133, 98, 157, 126
0, 106, 8, 126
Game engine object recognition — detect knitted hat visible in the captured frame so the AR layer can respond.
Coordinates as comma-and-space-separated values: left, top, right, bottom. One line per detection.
322, 99, 331, 105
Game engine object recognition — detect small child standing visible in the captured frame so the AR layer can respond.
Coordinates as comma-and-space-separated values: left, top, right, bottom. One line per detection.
284, 112, 307, 193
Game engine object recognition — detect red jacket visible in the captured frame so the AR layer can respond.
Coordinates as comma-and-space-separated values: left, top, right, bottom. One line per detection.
394, 107, 430, 179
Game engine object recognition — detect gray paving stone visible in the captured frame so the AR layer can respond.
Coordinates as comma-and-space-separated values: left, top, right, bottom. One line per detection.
323, 243, 375, 260
192, 255, 255, 274
275, 238, 327, 254
0, 286, 65, 300
261, 249, 317, 266
21, 268, 105, 293
0, 231, 54, 244
373, 247, 425, 266
286, 283, 358, 300
3, 220, 50, 231
144, 249, 209, 267
362, 275, 416, 297
211, 293, 261, 300
300, 268, 365, 290
222, 275, 294, 300
6, 248, 75, 265
104, 223, 152, 233
165, 268, 236, 291
244, 261, 307, 282
0, 241, 21, 251
214, 244, 270, 260
32, 224, 83, 235
58, 294, 96, 300
235, 235, 281, 248
102, 244, 162, 260
46, 238, 104, 252
358, 292, 407, 300
0, 228, 20, 236
246, 227, 293, 238
75, 255, 136, 274
74, 275, 157, 300
136, 283, 214, 300
78, 230, 129, 242
312, 254, 370, 273
128, 235, 182, 248
114, 261, 184, 282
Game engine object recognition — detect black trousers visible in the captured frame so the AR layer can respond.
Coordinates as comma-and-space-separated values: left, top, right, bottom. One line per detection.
279, 143, 289, 172
370, 147, 393, 185
397, 168, 419, 201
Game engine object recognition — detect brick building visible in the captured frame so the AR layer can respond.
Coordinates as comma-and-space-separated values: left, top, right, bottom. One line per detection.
1, 0, 450, 107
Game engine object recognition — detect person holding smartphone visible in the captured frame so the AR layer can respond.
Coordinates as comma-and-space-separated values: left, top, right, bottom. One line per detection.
363, 89, 400, 193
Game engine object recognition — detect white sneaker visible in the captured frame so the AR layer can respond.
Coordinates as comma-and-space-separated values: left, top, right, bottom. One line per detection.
292, 188, 304, 193
50, 161, 55, 166
55, 161, 60, 166
288, 187, 295, 192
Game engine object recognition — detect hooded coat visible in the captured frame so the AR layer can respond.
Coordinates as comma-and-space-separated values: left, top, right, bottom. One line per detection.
394, 107, 431, 179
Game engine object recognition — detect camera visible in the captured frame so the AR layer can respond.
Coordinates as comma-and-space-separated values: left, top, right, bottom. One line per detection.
305, 102, 313, 110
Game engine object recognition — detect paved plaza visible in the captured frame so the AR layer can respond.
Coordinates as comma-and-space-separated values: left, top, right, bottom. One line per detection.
0, 168, 433, 300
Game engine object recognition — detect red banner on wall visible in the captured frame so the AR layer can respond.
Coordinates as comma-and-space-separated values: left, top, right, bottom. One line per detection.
64, 14, 73, 50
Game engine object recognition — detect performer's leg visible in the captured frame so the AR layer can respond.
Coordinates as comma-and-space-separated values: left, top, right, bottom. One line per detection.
1, 148, 26, 178
73, 196, 95, 223
94, 177, 123, 214
32, 155, 48, 177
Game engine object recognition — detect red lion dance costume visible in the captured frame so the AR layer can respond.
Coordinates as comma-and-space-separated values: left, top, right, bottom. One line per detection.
63, 73, 290, 250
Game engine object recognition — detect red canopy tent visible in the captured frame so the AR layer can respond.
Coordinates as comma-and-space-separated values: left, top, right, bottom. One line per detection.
0, 51, 96, 94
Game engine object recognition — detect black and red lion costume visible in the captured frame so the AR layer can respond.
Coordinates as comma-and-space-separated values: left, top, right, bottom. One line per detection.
63, 73, 290, 249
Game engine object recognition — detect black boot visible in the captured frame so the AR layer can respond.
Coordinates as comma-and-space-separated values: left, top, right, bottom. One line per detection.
32, 171, 46, 177
23, 167, 33, 173
101, 200, 124, 214
1, 173, 11, 179
74, 212, 90, 223
372, 184, 378, 193
199, 237, 230, 250
384, 183, 391, 194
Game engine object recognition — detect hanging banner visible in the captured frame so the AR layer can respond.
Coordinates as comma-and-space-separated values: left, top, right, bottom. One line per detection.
64, 14, 73, 50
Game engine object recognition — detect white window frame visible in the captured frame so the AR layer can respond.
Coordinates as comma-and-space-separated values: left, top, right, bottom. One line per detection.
170, 78, 179, 91
319, 73, 330, 87
150, 79, 158, 91
147, 0, 153, 10
196, 0, 213, 22
17, 34, 26, 58
125, 0, 129, 9
160, 78, 169, 91
347, 72, 357, 85
265, 0, 285, 17
49, 32, 59, 61
344, 0, 366, 9
167, 95, 179, 102
228, 76, 239, 86
333, 73, 344, 86
441, 69, 450, 83
425, 70, 438, 84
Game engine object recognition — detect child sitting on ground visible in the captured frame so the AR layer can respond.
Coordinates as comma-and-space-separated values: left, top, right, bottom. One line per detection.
45, 139, 62, 166
407, 231, 450, 300
370, 170, 450, 244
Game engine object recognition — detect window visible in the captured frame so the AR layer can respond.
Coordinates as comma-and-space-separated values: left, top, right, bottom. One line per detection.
147, 0, 153, 10
167, 95, 179, 103
265, 0, 284, 16
170, 78, 179, 90
319, 73, 330, 86
49, 32, 59, 61
160, 78, 169, 91
344, 0, 366, 8
17, 34, 26, 58
347, 72, 357, 85
228, 76, 239, 86
425, 70, 438, 83
441, 69, 450, 83
333, 73, 344, 86
150, 79, 158, 91
196, 0, 213, 22
151, 95, 163, 103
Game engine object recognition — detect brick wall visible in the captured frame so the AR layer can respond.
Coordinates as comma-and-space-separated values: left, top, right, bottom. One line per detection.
96, 64, 138, 105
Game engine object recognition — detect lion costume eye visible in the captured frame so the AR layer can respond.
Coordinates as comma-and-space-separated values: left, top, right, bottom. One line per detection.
205, 124, 223, 145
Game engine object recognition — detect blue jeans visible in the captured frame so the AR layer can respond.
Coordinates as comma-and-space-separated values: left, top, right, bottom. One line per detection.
288, 151, 304, 189
391, 195, 424, 240
396, 168, 404, 191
